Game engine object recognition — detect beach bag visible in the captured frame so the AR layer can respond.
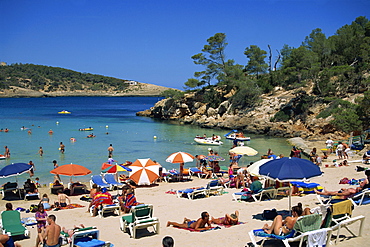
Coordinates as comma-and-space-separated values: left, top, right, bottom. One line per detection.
263, 209, 277, 220
29, 204, 38, 213
241, 193, 252, 201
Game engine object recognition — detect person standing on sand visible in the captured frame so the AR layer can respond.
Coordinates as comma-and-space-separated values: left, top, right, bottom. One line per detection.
52, 160, 61, 181
42, 215, 61, 247
4, 146, 10, 158
107, 144, 114, 157
59, 142, 65, 154
325, 137, 334, 154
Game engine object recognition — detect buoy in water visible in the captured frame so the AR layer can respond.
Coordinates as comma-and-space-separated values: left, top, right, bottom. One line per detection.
154, 136, 157, 139
56, 121, 59, 125
106, 125, 109, 128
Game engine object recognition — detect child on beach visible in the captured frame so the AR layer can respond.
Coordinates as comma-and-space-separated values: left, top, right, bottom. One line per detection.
35, 204, 48, 246
39, 194, 51, 210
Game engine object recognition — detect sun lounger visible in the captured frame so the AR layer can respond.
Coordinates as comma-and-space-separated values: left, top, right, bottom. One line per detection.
322, 201, 365, 245
248, 213, 330, 247
67, 226, 112, 247
232, 187, 277, 202
1, 182, 19, 197
90, 204, 121, 218
290, 181, 323, 194
90, 175, 111, 189
24, 192, 40, 201
0, 210, 29, 237
205, 180, 224, 196
104, 174, 123, 188
348, 188, 370, 206
176, 187, 207, 200
120, 204, 159, 239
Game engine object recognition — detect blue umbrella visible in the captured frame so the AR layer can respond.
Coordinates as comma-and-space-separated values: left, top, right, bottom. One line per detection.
0, 163, 32, 178
259, 157, 322, 182
0, 163, 32, 199
259, 157, 322, 211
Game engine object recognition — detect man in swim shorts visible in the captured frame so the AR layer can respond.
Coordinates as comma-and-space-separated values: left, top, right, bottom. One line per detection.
167, 211, 212, 231
42, 215, 61, 247
211, 210, 239, 225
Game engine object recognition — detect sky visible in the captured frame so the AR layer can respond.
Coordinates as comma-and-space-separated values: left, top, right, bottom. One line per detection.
1, 0, 369, 90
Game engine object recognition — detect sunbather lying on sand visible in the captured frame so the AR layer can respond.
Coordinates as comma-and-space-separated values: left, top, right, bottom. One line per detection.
167, 211, 212, 231
211, 210, 239, 225
314, 187, 362, 199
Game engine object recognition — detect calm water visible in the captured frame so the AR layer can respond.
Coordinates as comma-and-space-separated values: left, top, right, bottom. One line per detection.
0, 97, 292, 184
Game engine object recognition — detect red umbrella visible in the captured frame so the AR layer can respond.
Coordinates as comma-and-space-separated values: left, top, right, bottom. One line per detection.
129, 159, 160, 185
101, 163, 132, 173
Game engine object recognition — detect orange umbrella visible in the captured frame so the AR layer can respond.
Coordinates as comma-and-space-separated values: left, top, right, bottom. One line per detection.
129, 158, 160, 185
166, 152, 195, 163
50, 163, 92, 182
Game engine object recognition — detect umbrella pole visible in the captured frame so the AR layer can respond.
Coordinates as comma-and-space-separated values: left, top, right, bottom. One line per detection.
289, 184, 292, 215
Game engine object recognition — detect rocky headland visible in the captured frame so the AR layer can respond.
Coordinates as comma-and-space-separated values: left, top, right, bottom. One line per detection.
137, 87, 362, 140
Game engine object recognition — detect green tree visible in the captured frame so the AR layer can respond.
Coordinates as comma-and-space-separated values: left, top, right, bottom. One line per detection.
185, 33, 232, 89
244, 45, 268, 79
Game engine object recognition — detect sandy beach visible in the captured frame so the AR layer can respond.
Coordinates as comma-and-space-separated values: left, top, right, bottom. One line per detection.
1, 145, 370, 247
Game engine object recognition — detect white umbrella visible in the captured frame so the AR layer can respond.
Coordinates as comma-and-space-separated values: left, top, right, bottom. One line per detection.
129, 158, 160, 185
247, 159, 271, 176
229, 146, 258, 156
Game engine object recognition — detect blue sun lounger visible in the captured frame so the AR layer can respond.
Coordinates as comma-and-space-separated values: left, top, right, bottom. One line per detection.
90, 175, 111, 189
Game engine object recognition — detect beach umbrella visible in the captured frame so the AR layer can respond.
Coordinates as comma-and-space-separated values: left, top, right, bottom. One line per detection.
101, 163, 132, 173
166, 151, 195, 163
205, 155, 225, 162
0, 163, 32, 178
50, 163, 92, 182
229, 146, 258, 156
129, 158, 160, 185
259, 157, 323, 211
0, 163, 32, 198
247, 159, 271, 177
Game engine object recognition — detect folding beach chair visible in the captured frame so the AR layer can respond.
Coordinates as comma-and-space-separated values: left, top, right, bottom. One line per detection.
67, 226, 112, 247
349, 188, 370, 206
89, 204, 120, 218
120, 204, 159, 239
0, 210, 29, 237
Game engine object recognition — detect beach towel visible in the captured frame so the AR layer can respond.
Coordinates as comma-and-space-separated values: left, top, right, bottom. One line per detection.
46, 203, 85, 211
307, 228, 328, 247
253, 229, 296, 240
174, 226, 221, 232
332, 200, 352, 216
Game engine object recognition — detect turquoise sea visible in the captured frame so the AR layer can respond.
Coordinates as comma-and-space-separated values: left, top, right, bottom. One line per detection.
0, 97, 292, 184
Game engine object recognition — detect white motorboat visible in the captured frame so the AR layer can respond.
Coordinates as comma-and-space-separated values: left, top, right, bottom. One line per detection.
224, 130, 250, 141
194, 137, 223, 146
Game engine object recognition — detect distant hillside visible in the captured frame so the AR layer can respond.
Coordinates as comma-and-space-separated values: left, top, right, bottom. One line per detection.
0, 63, 173, 97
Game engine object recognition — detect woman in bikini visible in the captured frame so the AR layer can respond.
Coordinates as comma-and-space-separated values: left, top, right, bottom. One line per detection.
262, 204, 303, 236
211, 210, 239, 225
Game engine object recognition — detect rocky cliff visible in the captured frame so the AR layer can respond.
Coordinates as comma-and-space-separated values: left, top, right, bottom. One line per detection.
137, 87, 360, 140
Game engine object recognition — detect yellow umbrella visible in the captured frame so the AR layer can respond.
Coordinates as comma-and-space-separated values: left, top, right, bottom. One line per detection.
229, 146, 258, 156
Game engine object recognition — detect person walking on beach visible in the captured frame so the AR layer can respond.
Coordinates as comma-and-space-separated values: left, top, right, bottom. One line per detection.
38, 147, 44, 157
325, 137, 334, 154
4, 146, 10, 158
167, 211, 212, 231
42, 215, 61, 247
59, 142, 65, 154
107, 144, 114, 157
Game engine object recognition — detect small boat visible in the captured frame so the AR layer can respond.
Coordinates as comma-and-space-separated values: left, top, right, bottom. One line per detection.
58, 110, 71, 114
79, 127, 94, 131
194, 137, 223, 146
0, 154, 6, 160
224, 130, 250, 141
